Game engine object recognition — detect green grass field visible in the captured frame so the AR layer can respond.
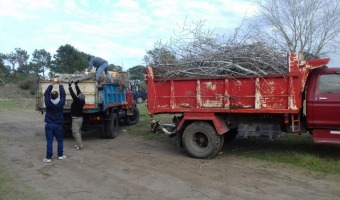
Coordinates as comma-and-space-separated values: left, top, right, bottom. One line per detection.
0, 98, 35, 111
123, 103, 173, 141
225, 134, 340, 175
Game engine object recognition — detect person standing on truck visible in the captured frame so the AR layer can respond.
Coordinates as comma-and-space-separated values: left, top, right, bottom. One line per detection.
68, 80, 85, 150
86, 55, 113, 83
43, 79, 67, 163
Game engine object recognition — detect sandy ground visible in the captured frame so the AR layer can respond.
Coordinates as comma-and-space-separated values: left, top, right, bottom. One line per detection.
1, 109, 340, 200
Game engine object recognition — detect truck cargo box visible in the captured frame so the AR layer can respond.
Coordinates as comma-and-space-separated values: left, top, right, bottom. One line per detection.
146, 53, 329, 115
36, 80, 128, 113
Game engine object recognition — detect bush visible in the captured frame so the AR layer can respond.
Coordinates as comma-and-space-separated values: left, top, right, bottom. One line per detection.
18, 76, 38, 91
19, 79, 31, 90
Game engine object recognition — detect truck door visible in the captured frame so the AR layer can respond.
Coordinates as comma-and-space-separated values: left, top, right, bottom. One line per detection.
310, 71, 340, 129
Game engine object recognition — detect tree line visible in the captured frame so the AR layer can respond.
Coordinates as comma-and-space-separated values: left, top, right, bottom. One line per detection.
0, 44, 148, 86
1, 44, 110, 80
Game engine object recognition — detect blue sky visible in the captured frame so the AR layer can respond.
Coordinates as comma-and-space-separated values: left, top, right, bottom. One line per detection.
0, 0, 257, 70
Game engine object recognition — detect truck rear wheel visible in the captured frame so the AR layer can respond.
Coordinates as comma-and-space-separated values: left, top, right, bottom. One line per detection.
105, 113, 119, 139
218, 134, 225, 152
182, 121, 222, 159
124, 106, 139, 125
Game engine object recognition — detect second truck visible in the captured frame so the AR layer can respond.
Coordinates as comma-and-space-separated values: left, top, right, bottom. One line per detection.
36, 72, 139, 139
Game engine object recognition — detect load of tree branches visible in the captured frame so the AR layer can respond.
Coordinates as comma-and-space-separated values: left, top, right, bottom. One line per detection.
151, 43, 288, 79
51, 72, 129, 89
146, 21, 288, 79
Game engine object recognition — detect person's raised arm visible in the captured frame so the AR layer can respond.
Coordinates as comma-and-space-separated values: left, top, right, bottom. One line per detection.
68, 82, 77, 100
75, 80, 81, 95
59, 84, 66, 106
44, 85, 53, 105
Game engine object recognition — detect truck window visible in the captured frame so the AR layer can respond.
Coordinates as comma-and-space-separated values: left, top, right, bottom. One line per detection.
319, 74, 340, 93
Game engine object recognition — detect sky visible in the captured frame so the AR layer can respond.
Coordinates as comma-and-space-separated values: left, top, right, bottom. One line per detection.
0, 0, 258, 70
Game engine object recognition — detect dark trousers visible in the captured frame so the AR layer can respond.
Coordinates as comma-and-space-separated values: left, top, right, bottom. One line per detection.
45, 123, 64, 159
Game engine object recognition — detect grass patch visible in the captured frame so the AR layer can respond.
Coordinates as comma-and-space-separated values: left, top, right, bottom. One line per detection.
0, 164, 44, 200
0, 98, 35, 111
122, 103, 173, 142
134, 104, 340, 175
225, 134, 340, 175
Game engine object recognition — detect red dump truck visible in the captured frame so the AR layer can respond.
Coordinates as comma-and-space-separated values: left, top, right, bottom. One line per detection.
146, 53, 340, 158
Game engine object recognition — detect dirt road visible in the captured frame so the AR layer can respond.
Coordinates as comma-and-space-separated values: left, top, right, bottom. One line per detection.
1, 109, 340, 200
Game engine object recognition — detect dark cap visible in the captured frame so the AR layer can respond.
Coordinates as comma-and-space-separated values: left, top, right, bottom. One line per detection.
50, 91, 59, 100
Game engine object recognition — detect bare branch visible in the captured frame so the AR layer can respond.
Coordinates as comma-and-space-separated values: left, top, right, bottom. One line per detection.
149, 20, 287, 79
251, 0, 340, 55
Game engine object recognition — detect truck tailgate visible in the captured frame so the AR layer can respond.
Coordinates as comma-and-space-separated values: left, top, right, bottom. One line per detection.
36, 80, 98, 111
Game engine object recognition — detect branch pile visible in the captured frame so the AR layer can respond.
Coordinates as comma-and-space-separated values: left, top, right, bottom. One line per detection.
147, 21, 288, 79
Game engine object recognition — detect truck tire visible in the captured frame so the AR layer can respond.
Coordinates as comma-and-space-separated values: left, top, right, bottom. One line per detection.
124, 106, 140, 125
105, 113, 119, 139
136, 97, 144, 104
218, 134, 225, 152
182, 121, 222, 159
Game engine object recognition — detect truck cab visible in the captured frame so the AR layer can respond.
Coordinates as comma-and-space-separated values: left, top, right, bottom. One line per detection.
306, 68, 340, 143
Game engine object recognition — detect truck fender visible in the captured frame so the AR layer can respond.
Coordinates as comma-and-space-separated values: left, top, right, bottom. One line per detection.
176, 113, 229, 135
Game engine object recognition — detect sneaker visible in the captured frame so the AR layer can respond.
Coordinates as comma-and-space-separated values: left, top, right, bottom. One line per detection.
74, 145, 78, 148
43, 158, 51, 163
76, 146, 84, 150
58, 155, 67, 160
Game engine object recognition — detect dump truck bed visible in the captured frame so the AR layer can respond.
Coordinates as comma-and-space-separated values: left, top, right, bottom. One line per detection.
147, 54, 329, 115
36, 80, 127, 113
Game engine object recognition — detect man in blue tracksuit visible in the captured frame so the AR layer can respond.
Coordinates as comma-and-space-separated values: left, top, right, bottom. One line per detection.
87, 56, 113, 82
43, 79, 66, 163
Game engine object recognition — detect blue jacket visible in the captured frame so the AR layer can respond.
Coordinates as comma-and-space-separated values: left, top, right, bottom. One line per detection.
87, 57, 107, 71
44, 85, 66, 125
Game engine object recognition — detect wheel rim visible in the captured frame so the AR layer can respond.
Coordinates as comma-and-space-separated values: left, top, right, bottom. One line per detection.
137, 97, 143, 103
193, 132, 208, 148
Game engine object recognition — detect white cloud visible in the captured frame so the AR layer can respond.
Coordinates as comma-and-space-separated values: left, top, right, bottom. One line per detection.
0, 0, 55, 19
115, 0, 140, 9
23, 0, 55, 11
64, 0, 78, 13
0, 1, 34, 19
